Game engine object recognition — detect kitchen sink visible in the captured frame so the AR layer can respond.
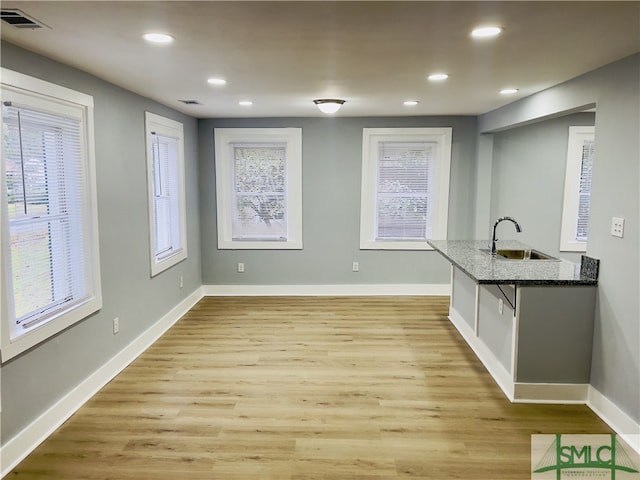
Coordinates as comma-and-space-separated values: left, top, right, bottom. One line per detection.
480, 248, 559, 261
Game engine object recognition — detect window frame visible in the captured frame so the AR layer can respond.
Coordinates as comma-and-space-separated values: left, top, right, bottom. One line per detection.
1, 68, 102, 361
144, 112, 188, 276
359, 127, 452, 250
560, 125, 595, 252
214, 127, 303, 250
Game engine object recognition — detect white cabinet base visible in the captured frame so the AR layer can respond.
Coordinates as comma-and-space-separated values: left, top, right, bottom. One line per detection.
449, 306, 589, 403
448, 266, 595, 404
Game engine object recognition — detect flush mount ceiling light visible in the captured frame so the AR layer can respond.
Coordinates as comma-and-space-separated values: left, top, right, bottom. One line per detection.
471, 26, 503, 38
143, 32, 174, 44
428, 73, 449, 82
404, 100, 419, 106
500, 88, 519, 95
313, 99, 345, 114
239, 100, 253, 106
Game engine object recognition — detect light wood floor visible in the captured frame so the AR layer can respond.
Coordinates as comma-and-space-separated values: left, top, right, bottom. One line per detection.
9, 296, 611, 479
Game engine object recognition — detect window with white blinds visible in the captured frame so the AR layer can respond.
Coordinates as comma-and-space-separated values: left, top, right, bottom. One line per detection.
145, 112, 187, 276
214, 128, 302, 250
576, 139, 594, 241
232, 144, 287, 240
376, 141, 434, 240
1, 68, 102, 360
360, 128, 452, 250
560, 126, 595, 252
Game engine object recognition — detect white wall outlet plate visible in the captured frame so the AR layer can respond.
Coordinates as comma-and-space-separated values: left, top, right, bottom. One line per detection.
611, 217, 624, 238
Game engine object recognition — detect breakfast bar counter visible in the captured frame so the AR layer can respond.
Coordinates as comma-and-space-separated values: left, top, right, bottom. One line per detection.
428, 239, 598, 404
427, 239, 597, 285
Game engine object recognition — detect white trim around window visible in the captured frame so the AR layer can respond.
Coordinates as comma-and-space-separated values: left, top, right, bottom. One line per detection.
1, 68, 102, 361
214, 128, 303, 250
360, 127, 452, 250
144, 112, 188, 276
560, 126, 595, 252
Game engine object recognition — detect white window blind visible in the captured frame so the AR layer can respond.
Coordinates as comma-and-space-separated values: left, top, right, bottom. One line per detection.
214, 127, 302, 250
576, 139, 594, 242
232, 143, 287, 240
376, 141, 435, 240
3, 102, 90, 329
151, 132, 181, 259
560, 125, 595, 252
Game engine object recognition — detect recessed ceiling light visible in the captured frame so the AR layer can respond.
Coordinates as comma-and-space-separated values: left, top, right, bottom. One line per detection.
428, 73, 449, 82
471, 26, 503, 38
239, 101, 253, 106
143, 33, 174, 44
500, 88, 519, 95
404, 100, 419, 106
207, 78, 227, 86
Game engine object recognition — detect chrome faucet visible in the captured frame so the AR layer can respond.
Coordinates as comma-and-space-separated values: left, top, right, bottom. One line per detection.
489, 216, 522, 256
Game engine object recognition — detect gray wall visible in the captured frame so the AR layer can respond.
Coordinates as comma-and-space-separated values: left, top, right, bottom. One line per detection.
199, 117, 477, 286
480, 54, 640, 423
489, 112, 596, 261
0, 43, 202, 443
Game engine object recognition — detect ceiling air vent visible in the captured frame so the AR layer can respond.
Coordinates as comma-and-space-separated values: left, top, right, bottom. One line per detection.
178, 100, 202, 105
1, 9, 48, 29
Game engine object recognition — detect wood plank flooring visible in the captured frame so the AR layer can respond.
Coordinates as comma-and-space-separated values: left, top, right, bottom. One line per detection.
8, 296, 612, 479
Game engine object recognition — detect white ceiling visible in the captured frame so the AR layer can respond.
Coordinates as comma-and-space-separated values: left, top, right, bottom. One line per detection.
2, 1, 639, 118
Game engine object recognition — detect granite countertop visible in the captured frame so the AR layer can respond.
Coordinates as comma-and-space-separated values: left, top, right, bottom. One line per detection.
428, 240, 597, 286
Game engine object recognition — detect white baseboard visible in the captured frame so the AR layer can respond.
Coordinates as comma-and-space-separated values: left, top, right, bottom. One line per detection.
513, 383, 588, 403
0, 287, 204, 478
202, 283, 451, 297
588, 385, 640, 454
449, 308, 590, 405
449, 307, 515, 401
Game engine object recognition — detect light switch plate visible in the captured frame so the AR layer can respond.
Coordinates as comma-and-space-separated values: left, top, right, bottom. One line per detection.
611, 217, 624, 238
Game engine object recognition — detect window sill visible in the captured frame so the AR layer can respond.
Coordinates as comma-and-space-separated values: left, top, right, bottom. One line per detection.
218, 240, 303, 250
1, 295, 102, 362
360, 240, 436, 251
151, 248, 188, 277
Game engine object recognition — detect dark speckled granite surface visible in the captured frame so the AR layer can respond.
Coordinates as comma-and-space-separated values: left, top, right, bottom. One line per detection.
428, 240, 598, 286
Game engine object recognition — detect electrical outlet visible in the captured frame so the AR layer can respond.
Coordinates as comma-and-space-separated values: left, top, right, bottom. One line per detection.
498, 298, 504, 315
179, 276, 184, 288
237, 262, 245, 273
352, 261, 359, 272
113, 317, 119, 335
611, 217, 624, 238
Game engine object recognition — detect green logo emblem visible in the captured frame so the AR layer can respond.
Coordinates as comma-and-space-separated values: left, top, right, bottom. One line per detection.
532, 434, 639, 479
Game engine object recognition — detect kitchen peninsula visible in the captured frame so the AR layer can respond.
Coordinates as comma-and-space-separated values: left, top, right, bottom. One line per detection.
429, 240, 598, 404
